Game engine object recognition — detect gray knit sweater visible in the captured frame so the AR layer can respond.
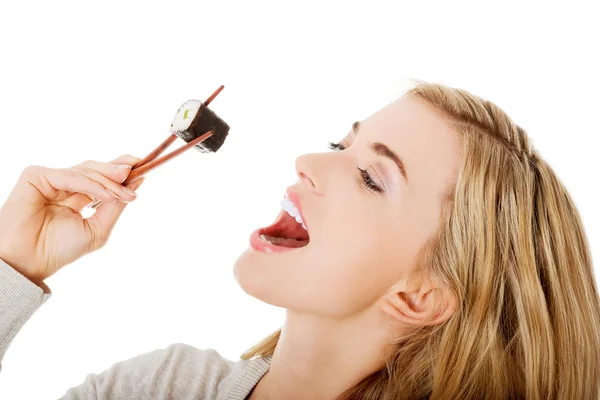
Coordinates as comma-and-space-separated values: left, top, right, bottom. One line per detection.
0, 258, 272, 399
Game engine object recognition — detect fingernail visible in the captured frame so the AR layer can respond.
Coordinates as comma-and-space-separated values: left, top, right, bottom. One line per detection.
118, 164, 133, 171
122, 186, 138, 197
129, 178, 145, 191
105, 189, 120, 200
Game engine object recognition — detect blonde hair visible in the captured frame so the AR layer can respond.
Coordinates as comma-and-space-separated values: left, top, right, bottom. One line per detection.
241, 81, 600, 399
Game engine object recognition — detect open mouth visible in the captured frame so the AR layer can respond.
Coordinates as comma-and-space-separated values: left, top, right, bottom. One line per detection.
257, 196, 310, 249
260, 214, 309, 248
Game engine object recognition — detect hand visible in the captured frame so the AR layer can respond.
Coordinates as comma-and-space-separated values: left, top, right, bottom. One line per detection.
0, 154, 145, 285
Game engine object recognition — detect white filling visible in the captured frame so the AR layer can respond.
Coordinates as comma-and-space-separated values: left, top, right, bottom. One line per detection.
280, 197, 307, 230
170, 99, 202, 133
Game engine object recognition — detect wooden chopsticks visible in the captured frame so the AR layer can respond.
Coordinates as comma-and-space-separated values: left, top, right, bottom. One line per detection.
88, 85, 224, 209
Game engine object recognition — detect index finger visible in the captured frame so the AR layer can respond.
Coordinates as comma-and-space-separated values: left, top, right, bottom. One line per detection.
109, 154, 142, 167
22, 166, 120, 205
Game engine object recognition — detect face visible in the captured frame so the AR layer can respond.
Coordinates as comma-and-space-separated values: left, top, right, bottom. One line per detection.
234, 97, 461, 318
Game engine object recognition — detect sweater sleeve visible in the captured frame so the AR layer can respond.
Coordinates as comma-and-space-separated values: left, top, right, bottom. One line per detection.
0, 257, 52, 372
58, 343, 236, 399
0, 258, 238, 399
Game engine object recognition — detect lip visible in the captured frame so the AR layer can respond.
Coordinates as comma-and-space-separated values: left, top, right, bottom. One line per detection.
250, 228, 297, 253
285, 188, 309, 232
248, 187, 310, 254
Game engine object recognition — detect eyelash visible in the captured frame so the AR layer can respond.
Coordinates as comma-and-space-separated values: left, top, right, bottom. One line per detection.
327, 141, 345, 151
327, 141, 382, 193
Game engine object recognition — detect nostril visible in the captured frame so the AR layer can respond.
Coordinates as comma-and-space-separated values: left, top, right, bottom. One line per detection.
295, 154, 321, 193
299, 172, 315, 188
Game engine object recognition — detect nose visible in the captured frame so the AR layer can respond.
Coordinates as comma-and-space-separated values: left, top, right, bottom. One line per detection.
295, 153, 321, 194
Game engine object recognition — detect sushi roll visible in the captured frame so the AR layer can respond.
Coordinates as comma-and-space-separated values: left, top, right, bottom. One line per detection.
170, 100, 230, 153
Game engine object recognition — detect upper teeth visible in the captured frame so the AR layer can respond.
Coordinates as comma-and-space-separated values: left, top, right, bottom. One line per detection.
280, 197, 307, 230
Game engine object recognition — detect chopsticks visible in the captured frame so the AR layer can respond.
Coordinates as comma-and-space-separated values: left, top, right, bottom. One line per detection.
88, 85, 224, 209
121, 129, 214, 185
131, 85, 224, 169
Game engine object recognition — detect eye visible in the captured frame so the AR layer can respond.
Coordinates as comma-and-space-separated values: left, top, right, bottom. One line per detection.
357, 167, 382, 193
328, 141, 345, 151
328, 141, 383, 193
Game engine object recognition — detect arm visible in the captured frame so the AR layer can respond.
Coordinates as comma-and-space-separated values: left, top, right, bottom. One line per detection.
1, 258, 235, 399
0, 155, 254, 399
0, 257, 51, 372
59, 343, 235, 399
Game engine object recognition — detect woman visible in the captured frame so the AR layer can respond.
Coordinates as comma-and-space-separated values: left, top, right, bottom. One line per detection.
1, 81, 598, 399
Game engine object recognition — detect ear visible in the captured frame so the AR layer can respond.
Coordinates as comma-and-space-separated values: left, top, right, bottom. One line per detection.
379, 277, 457, 327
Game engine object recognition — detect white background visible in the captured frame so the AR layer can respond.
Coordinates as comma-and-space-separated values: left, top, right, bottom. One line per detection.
0, 1, 598, 398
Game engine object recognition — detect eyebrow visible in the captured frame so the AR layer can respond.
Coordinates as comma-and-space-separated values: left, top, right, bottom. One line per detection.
352, 121, 408, 182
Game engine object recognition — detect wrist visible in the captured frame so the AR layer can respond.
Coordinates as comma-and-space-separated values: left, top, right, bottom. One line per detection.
0, 248, 46, 286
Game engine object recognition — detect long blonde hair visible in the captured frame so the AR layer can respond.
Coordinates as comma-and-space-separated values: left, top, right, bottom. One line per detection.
241, 81, 600, 399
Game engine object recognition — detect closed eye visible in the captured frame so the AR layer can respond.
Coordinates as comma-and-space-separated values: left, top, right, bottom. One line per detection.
328, 141, 345, 151
327, 141, 382, 193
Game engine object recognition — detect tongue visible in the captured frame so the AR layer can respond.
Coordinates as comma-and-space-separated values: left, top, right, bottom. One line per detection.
262, 234, 309, 248
262, 210, 310, 245
276, 213, 308, 240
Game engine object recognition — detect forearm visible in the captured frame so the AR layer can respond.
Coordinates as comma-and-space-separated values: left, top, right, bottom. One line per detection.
0, 257, 51, 369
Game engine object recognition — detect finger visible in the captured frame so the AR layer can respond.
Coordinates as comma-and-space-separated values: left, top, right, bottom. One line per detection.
61, 191, 102, 213
84, 177, 145, 251
109, 154, 142, 167
19, 166, 123, 205
73, 166, 138, 202
65, 192, 97, 213
75, 154, 142, 183
75, 161, 132, 184
62, 155, 141, 211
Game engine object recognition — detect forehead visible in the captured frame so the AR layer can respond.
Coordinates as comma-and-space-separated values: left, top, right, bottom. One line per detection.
359, 97, 461, 193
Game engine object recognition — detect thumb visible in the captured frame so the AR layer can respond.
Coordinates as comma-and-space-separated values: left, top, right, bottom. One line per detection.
85, 177, 145, 249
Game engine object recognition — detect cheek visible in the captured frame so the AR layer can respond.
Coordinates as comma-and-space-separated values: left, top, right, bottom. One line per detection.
231, 201, 428, 317
300, 224, 409, 316
326, 212, 429, 308
232, 237, 395, 317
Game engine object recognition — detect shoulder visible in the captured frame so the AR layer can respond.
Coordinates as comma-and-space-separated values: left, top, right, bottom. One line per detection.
148, 343, 271, 399
146, 343, 237, 389
162, 342, 235, 367
61, 342, 239, 400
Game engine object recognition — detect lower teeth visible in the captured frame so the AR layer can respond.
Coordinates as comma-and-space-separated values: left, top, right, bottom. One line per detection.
260, 234, 304, 246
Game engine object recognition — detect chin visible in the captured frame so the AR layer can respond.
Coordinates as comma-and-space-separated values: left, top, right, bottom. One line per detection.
233, 248, 279, 304
233, 247, 309, 310
233, 248, 257, 291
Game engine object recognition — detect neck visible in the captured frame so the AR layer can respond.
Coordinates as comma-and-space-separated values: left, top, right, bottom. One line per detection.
248, 304, 395, 400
